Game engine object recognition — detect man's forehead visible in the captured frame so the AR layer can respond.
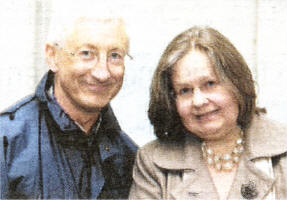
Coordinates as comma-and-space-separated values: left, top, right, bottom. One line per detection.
65, 18, 129, 51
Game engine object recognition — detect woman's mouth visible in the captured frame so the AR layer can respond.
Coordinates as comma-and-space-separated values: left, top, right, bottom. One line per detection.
195, 109, 219, 121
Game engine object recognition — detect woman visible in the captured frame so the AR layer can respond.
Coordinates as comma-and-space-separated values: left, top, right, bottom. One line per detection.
129, 26, 287, 199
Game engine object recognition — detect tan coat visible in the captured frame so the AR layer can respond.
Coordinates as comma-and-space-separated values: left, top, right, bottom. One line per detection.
129, 115, 287, 199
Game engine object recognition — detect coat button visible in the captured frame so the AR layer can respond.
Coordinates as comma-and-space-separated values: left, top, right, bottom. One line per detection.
9, 113, 15, 120
241, 181, 258, 199
105, 146, 110, 152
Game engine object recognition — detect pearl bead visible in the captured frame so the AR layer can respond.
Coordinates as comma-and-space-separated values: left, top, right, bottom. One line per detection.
233, 147, 239, 154
202, 152, 207, 158
201, 133, 244, 172
214, 155, 220, 163
237, 138, 243, 145
233, 156, 240, 163
223, 162, 233, 170
207, 149, 213, 155
223, 154, 231, 161
239, 146, 244, 153
207, 157, 214, 165
215, 163, 222, 171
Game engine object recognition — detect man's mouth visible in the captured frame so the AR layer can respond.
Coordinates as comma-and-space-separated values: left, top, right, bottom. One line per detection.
85, 82, 111, 93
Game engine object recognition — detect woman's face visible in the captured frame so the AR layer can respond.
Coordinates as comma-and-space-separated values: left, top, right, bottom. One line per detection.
172, 50, 239, 141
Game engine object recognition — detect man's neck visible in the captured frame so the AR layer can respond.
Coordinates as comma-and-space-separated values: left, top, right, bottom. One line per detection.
53, 88, 100, 135
68, 109, 100, 134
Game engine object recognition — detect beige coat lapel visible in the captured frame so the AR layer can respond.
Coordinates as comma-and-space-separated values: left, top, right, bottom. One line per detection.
170, 167, 219, 200
152, 114, 287, 200
230, 115, 287, 199
228, 156, 275, 199
168, 139, 218, 200
229, 114, 287, 199
153, 135, 219, 199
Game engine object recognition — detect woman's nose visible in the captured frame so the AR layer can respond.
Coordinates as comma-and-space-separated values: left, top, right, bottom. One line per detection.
192, 89, 208, 107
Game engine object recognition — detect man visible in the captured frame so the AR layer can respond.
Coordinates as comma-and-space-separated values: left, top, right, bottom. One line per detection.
0, 17, 137, 199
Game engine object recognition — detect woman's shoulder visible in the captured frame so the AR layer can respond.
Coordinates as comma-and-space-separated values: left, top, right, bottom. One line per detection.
139, 138, 180, 156
135, 139, 167, 169
137, 136, 200, 170
246, 113, 287, 158
249, 113, 287, 136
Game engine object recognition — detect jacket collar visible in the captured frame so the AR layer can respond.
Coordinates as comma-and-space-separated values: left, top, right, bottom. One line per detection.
245, 114, 287, 159
36, 71, 93, 133
36, 71, 122, 161
152, 135, 202, 170
152, 114, 285, 200
153, 114, 287, 170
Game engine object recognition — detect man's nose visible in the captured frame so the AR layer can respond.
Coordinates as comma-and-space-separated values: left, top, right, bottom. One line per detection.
90, 54, 111, 82
192, 89, 208, 107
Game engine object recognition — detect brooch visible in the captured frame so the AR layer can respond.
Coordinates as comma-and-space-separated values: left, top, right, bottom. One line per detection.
241, 181, 258, 199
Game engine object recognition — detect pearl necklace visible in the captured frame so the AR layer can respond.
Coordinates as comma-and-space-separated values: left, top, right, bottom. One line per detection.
201, 132, 244, 172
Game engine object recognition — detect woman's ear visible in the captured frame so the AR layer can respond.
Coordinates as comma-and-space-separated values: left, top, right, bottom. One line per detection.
45, 44, 59, 72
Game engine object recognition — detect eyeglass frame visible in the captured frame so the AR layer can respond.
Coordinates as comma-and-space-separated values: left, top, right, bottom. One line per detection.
53, 43, 133, 66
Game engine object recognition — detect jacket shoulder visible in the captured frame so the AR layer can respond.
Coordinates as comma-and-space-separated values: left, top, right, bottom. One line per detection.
117, 130, 138, 154
1, 95, 36, 114
137, 139, 177, 165
246, 114, 287, 158
139, 140, 159, 153
139, 138, 185, 156
249, 114, 287, 138
0, 95, 40, 138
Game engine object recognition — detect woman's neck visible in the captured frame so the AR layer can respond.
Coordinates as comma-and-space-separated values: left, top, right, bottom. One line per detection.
204, 126, 242, 155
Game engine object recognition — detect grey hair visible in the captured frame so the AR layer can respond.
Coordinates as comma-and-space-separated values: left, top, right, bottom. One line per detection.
46, 13, 130, 52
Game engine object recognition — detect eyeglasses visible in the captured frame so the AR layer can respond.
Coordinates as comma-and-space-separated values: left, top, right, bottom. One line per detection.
54, 43, 132, 65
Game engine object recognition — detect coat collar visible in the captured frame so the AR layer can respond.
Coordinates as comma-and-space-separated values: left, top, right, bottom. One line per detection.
245, 114, 287, 159
152, 114, 286, 200
152, 114, 287, 170
152, 135, 202, 170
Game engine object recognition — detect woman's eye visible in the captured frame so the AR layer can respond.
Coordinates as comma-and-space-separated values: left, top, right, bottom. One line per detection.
179, 88, 192, 95
206, 81, 216, 87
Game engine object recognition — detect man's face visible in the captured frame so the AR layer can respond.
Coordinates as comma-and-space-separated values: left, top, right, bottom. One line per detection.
47, 19, 128, 113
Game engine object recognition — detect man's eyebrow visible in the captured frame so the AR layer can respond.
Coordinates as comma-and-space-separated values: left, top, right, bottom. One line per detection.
109, 47, 126, 53
78, 44, 126, 51
79, 43, 97, 49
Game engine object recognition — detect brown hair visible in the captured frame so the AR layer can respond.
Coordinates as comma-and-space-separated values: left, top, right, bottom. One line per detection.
148, 26, 259, 141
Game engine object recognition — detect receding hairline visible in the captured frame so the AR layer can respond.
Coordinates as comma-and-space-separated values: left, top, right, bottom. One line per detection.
46, 16, 130, 51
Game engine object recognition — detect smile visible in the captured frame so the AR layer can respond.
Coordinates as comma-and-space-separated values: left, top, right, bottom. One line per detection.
85, 82, 111, 93
195, 110, 219, 121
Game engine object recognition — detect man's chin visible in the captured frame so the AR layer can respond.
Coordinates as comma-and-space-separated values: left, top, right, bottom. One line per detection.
77, 95, 115, 113
75, 100, 107, 114
81, 104, 106, 113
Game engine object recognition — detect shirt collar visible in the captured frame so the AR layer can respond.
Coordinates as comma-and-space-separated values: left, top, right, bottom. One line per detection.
36, 71, 103, 133
35, 71, 122, 158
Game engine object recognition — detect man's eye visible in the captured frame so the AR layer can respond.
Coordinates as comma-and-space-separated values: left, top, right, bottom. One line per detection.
110, 52, 122, 59
78, 50, 94, 59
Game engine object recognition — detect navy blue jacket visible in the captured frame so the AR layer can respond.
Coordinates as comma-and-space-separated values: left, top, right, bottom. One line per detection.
0, 71, 138, 199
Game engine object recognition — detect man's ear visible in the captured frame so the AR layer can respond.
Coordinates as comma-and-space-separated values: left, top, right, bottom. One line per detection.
45, 44, 59, 72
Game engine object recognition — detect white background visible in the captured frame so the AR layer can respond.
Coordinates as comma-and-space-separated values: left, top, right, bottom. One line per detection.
1, 0, 286, 146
